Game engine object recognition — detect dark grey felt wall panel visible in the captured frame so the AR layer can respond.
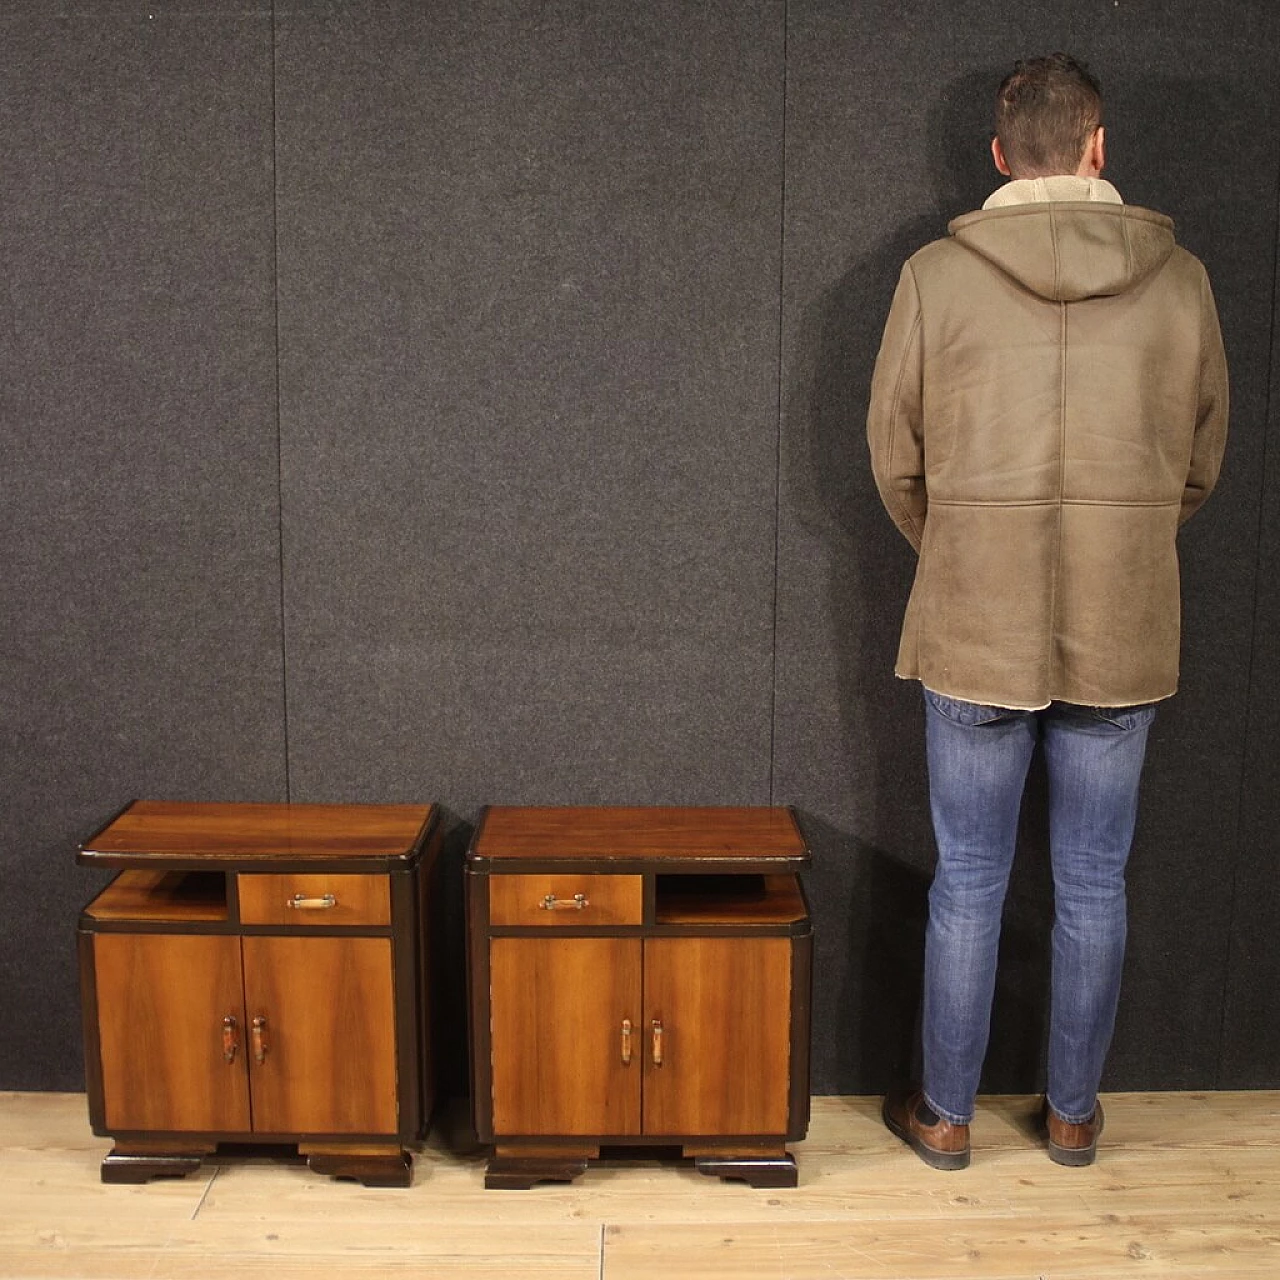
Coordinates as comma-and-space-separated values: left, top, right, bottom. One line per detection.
1219, 210, 1280, 1088
273, 0, 784, 811
1104, 22, 1279, 1094
4, 0, 1279, 1098
0, 6, 285, 1089
774, 0, 1279, 1094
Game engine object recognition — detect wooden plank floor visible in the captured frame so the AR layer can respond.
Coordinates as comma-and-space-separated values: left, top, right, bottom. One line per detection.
3, 1091, 1280, 1278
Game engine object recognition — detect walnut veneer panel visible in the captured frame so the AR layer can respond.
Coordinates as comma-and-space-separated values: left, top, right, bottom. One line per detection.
241, 936, 397, 1134
490, 937, 642, 1136
84, 872, 227, 924
642, 936, 791, 1136
488, 874, 644, 927
92, 933, 250, 1132
81, 801, 433, 865
238, 873, 391, 927
474, 807, 807, 864
653, 874, 807, 926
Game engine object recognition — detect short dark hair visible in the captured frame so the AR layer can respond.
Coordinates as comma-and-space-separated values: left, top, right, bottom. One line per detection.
995, 53, 1102, 178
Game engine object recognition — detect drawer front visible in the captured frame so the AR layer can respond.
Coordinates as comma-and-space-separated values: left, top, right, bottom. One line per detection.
488, 874, 644, 927
238, 873, 391, 927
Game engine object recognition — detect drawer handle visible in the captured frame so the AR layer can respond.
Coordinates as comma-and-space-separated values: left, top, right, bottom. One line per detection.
221, 1015, 240, 1064
539, 892, 589, 911
651, 1018, 664, 1067
252, 1015, 268, 1064
287, 893, 337, 910
621, 1018, 633, 1066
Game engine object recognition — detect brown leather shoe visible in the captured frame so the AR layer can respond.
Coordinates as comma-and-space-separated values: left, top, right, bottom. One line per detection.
882, 1089, 971, 1170
1041, 1097, 1105, 1166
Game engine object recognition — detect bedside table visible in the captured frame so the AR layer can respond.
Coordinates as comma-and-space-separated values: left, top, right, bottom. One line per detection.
77, 800, 439, 1186
466, 806, 812, 1188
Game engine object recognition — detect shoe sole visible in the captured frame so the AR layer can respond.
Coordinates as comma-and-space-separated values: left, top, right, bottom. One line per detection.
1047, 1140, 1097, 1167
882, 1096, 971, 1171
1044, 1101, 1104, 1167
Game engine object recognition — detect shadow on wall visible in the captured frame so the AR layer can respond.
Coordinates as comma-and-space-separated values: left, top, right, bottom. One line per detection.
787, 69, 1054, 1096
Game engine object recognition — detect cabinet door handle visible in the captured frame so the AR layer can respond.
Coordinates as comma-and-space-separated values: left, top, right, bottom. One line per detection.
287, 893, 337, 910
221, 1015, 240, 1064
251, 1015, 268, 1064
651, 1018, 664, 1067
620, 1018, 633, 1065
539, 892, 589, 911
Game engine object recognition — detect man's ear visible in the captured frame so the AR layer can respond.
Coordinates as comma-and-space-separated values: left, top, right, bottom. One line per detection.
1078, 126, 1106, 177
991, 135, 1012, 177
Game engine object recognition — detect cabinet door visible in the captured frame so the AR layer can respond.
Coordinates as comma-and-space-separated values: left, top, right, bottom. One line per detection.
490, 937, 641, 1136
92, 933, 251, 1132
642, 936, 791, 1136
241, 936, 398, 1135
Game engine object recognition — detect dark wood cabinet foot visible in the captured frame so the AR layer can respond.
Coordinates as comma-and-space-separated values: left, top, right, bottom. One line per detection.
484, 1153, 591, 1189
303, 1146, 413, 1187
694, 1153, 798, 1188
101, 1148, 207, 1183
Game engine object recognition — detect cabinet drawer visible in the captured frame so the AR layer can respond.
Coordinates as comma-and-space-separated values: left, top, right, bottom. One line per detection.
238, 874, 390, 927
489, 874, 644, 926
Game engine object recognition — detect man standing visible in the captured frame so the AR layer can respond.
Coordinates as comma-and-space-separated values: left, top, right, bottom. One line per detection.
867, 54, 1228, 1169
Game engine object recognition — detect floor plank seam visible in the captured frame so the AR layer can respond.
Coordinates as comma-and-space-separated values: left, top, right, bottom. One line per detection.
190, 1164, 220, 1220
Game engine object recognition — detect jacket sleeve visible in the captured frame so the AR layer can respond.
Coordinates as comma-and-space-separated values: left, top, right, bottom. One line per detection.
1180, 267, 1229, 525
867, 261, 927, 551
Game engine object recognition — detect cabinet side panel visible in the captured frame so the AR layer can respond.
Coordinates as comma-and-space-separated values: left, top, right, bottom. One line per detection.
643, 936, 791, 1136
93, 934, 250, 1133
391, 865, 425, 1141
490, 937, 642, 1137
788, 928, 814, 1139
241, 936, 398, 1135
467, 871, 494, 1140
77, 929, 106, 1132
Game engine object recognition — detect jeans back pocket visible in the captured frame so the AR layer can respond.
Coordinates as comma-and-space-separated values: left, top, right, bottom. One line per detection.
1085, 704, 1157, 732
924, 689, 1021, 727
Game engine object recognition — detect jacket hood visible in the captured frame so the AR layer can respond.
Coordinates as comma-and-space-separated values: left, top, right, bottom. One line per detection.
947, 203, 1176, 302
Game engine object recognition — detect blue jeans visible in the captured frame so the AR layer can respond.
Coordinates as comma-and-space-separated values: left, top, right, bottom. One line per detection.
921, 689, 1156, 1126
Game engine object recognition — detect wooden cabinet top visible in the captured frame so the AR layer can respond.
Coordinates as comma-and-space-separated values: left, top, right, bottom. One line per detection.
470, 806, 809, 871
78, 801, 437, 871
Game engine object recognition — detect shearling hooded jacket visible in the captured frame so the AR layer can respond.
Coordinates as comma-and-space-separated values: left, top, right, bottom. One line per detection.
867, 188, 1228, 709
